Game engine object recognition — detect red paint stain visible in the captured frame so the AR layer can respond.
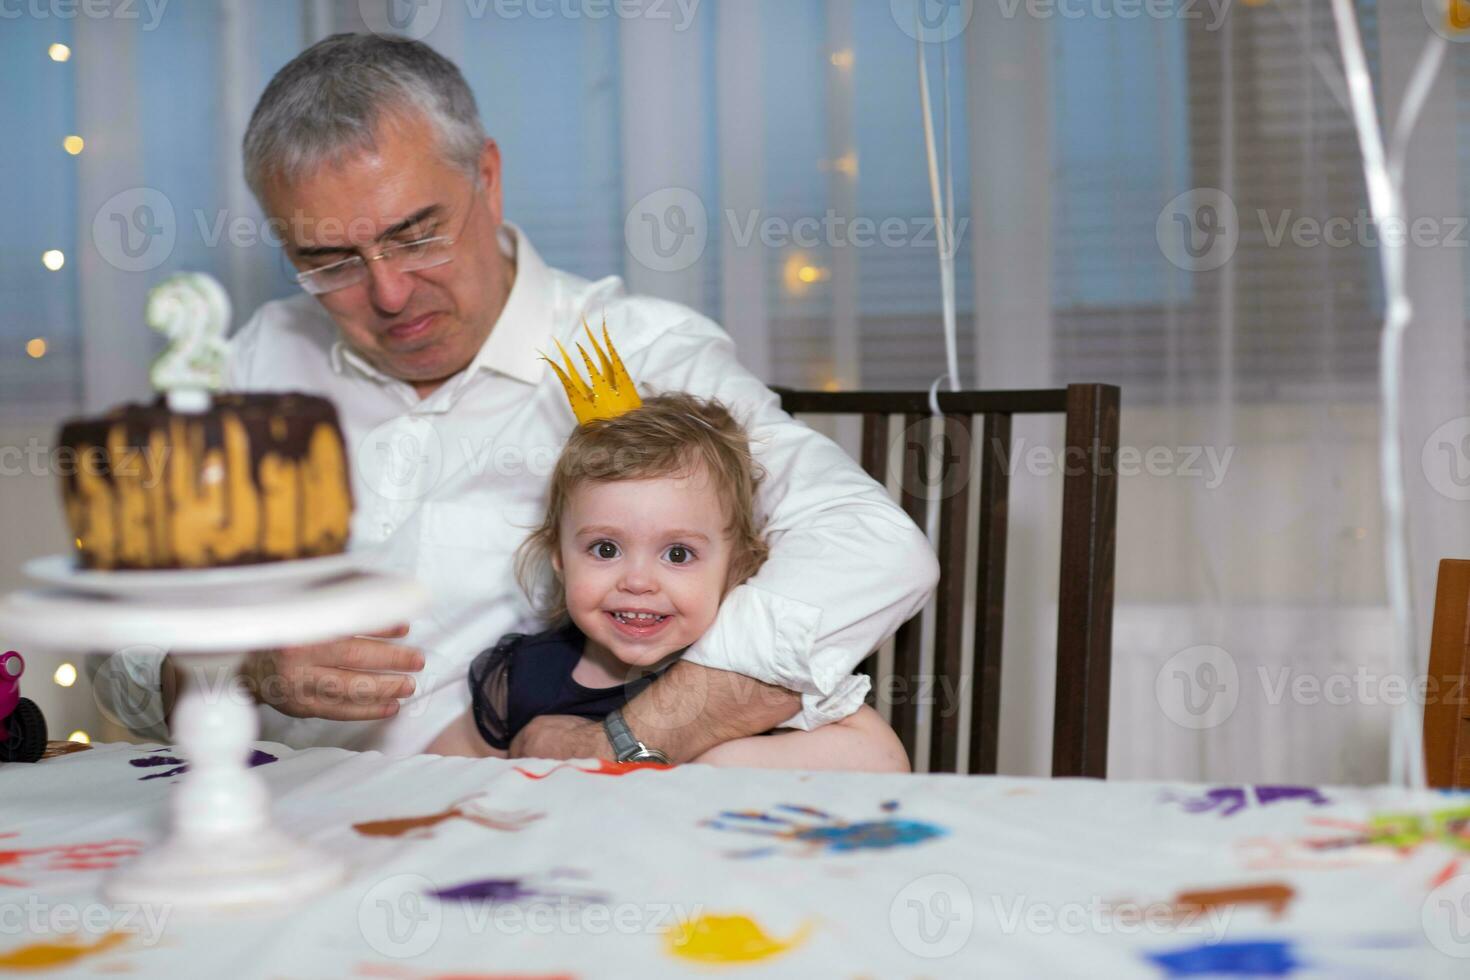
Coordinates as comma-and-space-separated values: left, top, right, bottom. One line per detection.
0, 836, 143, 888
513, 759, 672, 780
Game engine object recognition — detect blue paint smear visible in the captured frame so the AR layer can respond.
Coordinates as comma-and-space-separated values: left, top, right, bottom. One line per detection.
795, 819, 945, 852
1146, 940, 1306, 977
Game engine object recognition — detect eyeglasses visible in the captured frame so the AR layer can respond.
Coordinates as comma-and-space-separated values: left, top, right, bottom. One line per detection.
292, 186, 479, 296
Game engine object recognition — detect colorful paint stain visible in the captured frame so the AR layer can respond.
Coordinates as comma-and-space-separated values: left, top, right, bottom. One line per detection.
1145, 939, 1306, 977
1166, 785, 1329, 817
0, 834, 143, 888
703, 802, 945, 858
513, 759, 671, 780
40, 740, 92, 761
663, 913, 811, 965
428, 875, 608, 908
129, 749, 277, 781
0, 931, 130, 971
353, 797, 543, 838
1241, 807, 1470, 879
1173, 882, 1295, 920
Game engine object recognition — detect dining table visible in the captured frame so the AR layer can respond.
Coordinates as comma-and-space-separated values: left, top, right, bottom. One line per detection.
3, 737, 1469, 978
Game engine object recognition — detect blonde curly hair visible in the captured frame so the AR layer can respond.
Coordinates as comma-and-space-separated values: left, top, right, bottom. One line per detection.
515, 392, 770, 625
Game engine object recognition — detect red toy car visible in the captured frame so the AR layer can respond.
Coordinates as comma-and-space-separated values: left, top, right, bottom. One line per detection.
1, 651, 47, 763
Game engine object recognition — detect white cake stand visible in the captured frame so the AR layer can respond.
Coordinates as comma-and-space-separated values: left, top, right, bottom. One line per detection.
0, 568, 427, 911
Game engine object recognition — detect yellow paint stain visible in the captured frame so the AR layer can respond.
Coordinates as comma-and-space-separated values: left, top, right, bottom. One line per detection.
663, 913, 812, 964
0, 931, 129, 970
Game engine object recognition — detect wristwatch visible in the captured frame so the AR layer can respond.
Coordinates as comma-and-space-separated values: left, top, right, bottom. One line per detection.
603, 708, 670, 764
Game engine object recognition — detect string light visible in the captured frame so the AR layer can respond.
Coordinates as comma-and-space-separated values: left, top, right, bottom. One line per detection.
53, 663, 77, 687
26, 338, 47, 359
48, 43, 71, 62
67, 731, 91, 744
782, 253, 830, 295
63, 135, 84, 155
42, 250, 65, 271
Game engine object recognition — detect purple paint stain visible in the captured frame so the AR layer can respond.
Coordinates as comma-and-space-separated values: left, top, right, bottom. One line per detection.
130, 750, 278, 781
1146, 940, 1306, 976
795, 819, 945, 852
430, 877, 608, 906
432, 878, 540, 903
1254, 785, 1329, 808
1169, 785, 1329, 817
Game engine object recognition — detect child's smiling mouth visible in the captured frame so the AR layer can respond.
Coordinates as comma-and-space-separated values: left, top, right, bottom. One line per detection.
606, 610, 673, 638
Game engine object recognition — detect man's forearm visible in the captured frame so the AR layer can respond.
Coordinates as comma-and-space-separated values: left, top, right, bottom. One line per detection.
621, 660, 800, 763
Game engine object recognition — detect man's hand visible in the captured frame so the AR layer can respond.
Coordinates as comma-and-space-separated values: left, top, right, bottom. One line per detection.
509, 715, 611, 760
232, 624, 425, 721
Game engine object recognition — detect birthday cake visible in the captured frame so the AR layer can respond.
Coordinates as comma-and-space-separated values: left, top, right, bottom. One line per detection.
56, 273, 354, 571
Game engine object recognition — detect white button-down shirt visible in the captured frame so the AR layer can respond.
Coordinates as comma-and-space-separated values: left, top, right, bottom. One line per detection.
98, 226, 938, 756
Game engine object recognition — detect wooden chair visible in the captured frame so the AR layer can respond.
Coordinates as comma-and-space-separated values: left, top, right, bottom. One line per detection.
772, 383, 1120, 777
1426, 558, 1470, 789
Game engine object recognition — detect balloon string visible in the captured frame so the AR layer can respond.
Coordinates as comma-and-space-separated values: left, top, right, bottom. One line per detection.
1328, 0, 1447, 791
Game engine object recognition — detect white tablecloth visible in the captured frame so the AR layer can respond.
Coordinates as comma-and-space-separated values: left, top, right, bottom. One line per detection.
4, 740, 1469, 978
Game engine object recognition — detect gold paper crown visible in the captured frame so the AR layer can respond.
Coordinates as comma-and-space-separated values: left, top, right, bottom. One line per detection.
542, 318, 643, 425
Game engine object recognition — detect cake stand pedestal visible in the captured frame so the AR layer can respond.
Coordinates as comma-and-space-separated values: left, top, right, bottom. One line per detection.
0, 570, 427, 910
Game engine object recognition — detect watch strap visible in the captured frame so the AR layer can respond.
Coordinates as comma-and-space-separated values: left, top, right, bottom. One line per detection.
603, 708, 641, 761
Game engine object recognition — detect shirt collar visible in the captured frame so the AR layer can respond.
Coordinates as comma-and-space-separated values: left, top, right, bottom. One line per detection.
328, 221, 553, 388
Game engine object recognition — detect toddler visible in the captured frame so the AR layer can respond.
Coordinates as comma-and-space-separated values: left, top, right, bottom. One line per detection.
427, 392, 908, 771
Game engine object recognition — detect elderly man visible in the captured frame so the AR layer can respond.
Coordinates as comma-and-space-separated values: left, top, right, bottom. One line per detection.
97, 33, 937, 762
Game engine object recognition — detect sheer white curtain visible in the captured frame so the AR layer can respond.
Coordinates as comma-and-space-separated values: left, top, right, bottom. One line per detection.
7, 1, 1467, 780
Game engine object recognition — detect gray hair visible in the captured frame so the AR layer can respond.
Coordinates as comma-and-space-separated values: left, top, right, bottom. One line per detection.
243, 33, 485, 200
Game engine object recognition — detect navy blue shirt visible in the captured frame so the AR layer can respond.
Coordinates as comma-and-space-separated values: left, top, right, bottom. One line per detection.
468, 621, 668, 751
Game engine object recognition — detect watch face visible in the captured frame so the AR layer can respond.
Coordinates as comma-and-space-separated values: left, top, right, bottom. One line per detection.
627, 748, 670, 765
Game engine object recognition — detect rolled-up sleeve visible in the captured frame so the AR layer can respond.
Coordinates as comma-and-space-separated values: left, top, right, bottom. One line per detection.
624, 312, 940, 730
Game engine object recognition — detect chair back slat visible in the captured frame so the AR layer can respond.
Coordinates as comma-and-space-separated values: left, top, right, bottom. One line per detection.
889, 412, 929, 764
929, 413, 972, 773
773, 384, 1119, 777
1427, 559, 1470, 789
970, 412, 1013, 774
1051, 384, 1120, 778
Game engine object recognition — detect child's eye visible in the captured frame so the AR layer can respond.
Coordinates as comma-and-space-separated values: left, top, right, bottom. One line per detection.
664, 545, 695, 565
591, 540, 620, 560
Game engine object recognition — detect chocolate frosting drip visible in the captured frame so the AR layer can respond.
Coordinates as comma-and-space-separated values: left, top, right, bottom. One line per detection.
58, 392, 354, 570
